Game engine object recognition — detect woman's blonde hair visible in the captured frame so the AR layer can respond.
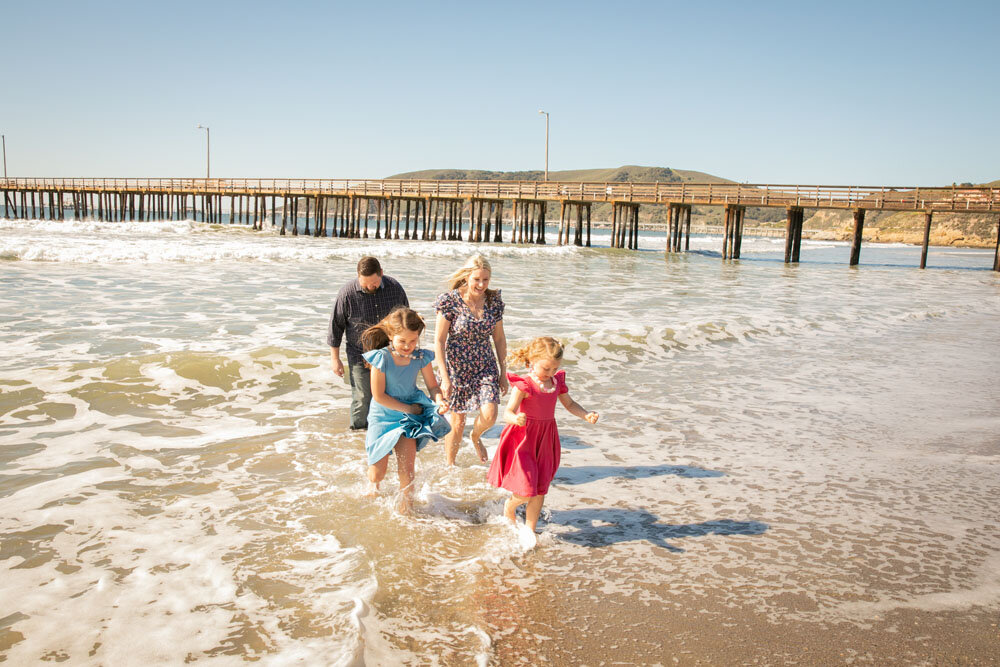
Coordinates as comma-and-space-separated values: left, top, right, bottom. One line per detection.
446, 254, 499, 302
361, 307, 425, 352
509, 336, 564, 367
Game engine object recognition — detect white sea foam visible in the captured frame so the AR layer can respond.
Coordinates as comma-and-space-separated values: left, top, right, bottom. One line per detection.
2, 215, 999, 663
1, 218, 587, 264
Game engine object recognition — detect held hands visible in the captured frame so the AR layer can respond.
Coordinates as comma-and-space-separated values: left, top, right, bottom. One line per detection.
434, 395, 450, 415
499, 374, 510, 395
584, 412, 600, 424
440, 378, 451, 400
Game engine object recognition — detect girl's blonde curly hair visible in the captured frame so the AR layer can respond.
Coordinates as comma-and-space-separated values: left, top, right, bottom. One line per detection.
508, 336, 564, 367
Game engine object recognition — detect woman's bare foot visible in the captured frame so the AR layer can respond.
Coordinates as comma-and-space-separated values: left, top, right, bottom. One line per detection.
470, 435, 488, 463
444, 439, 459, 466
396, 495, 413, 515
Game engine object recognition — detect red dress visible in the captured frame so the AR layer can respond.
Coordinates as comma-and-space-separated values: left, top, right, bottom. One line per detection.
488, 370, 568, 497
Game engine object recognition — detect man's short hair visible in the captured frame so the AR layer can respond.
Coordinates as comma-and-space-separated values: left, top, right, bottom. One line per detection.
357, 256, 382, 277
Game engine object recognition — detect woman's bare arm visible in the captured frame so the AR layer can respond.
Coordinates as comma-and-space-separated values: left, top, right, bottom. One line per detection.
492, 319, 509, 393
434, 313, 452, 395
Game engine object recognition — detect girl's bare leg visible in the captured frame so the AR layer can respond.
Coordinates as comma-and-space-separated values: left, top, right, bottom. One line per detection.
504, 494, 529, 523
394, 437, 417, 514
367, 456, 389, 495
470, 402, 497, 463
525, 495, 545, 532
444, 412, 466, 465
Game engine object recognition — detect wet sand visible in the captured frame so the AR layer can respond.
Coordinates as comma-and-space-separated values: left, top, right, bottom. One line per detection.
475, 552, 1000, 665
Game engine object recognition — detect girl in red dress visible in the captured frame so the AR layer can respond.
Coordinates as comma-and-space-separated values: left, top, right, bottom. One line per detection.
487, 337, 600, 537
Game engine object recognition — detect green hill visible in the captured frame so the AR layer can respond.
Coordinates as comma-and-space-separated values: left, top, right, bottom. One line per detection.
386, 165, 732, 184
382, 166, 998, 245
385, 165, 743, 226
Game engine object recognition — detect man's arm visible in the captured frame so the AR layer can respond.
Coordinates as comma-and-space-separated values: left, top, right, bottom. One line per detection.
328, 289, 349, 376
330, 347, 344, 377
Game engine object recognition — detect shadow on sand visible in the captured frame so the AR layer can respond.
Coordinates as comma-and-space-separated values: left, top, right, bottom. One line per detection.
554, 464, 724, 485
545, 508, 767, 553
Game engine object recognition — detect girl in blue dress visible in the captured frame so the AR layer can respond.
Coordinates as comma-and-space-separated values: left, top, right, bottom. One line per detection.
361, 308, 451, 513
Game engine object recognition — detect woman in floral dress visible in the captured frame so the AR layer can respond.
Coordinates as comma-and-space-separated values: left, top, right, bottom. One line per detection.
433, 255, 508, 465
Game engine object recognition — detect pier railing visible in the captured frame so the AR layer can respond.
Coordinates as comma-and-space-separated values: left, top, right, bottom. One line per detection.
1, 178, 997, 213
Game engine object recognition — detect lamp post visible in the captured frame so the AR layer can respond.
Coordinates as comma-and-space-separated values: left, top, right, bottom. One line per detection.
196, 125, 210, 178
537, 110, 549, 181
2, 134, 6, 180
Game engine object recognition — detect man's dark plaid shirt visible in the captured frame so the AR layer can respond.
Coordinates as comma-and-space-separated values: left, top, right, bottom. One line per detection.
327, 275, 409, 366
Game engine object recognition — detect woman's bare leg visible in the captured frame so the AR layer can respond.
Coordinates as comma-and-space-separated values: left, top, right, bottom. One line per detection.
444, 412, 466, 465
470, 402, 497, 462
394, 437, 417, 514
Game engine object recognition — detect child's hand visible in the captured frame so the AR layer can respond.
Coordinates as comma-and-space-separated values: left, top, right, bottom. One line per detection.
435, 396, 449, 414
514, 413, 527, 427
584, 412, 599, 424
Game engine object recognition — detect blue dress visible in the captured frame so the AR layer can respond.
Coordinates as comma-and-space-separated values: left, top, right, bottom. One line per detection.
362, 347, 451, 464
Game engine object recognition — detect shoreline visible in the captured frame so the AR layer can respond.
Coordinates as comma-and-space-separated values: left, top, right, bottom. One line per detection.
593, 221, 998, 248
5, 213, 995, 249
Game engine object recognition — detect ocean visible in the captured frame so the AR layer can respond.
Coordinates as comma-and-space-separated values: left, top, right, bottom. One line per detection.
2, 216, 999, 664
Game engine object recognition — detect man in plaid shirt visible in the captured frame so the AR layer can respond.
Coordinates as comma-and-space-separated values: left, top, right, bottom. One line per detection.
328, 256, 409, 429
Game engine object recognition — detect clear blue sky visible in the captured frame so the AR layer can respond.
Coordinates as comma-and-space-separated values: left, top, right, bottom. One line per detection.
3, 0, 998, 185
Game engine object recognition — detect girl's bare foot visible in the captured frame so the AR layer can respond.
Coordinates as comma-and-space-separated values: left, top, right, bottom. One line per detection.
517, 524, 538, 549
366, 466, 382, 497
503, 497, 518, 523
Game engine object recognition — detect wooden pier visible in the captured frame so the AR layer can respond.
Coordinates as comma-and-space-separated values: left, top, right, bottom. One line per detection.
2, 177, 998, 270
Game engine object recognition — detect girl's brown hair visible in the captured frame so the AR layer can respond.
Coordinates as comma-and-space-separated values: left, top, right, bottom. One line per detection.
509, 336, 564, 367
361, 307, 426, 352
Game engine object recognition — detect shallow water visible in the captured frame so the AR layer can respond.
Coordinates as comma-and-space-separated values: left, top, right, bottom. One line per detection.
1, 218, 999, 663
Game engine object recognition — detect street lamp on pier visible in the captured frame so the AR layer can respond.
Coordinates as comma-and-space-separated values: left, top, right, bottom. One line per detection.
196, 125, 210, 179
537, 110, 549, 182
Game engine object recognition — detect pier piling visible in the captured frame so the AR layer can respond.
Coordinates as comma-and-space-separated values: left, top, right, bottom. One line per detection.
920, 211, 933, 269
850, 209, 865, 266
784, 207, 804, 263
993, 215, 1000, 272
